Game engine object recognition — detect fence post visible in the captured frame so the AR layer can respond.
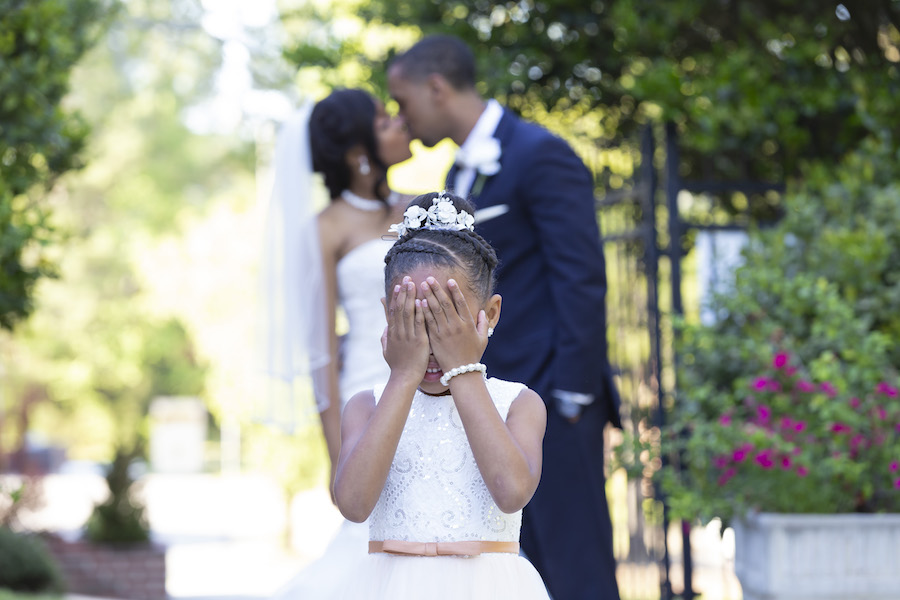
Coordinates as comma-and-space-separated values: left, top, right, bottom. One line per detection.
664, 121, 697, 600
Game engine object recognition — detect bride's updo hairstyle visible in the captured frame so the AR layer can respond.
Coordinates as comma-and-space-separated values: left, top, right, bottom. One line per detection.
308, 89, 388, 201
384, 192, 498, 301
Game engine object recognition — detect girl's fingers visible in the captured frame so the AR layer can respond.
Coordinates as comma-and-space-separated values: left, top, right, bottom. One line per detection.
475, 309, 488, 338
414, 298, 426, 335
401, 279, 416, 336
420, 279, 446, 327
421, 297, 439, 333
389, 283, 401, 320
446, 279, 473, 323
426, 277, 459, 325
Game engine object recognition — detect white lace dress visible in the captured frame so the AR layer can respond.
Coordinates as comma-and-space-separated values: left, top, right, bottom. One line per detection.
337, 378, 550, 600
273, 237, 393, 599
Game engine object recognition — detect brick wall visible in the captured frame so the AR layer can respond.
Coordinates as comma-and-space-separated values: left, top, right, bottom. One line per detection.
43, 535, 166, 600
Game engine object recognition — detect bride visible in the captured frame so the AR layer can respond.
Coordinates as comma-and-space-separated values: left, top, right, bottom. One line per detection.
262, 88, 413, 597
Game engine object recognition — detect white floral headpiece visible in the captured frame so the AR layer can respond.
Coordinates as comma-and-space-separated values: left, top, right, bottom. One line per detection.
388, 191, 475, 238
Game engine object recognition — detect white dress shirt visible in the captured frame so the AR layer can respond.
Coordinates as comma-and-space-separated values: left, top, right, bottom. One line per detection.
453, 99, 504, 198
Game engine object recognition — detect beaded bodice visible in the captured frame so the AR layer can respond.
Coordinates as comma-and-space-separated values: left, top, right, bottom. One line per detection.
368, 378, 526, 543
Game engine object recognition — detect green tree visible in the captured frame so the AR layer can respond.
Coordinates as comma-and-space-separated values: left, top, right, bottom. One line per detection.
283, 1, 900, 188
5, 0, 246, 460
0, 0, 118, 330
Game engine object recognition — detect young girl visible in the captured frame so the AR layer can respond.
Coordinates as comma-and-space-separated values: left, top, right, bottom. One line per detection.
333, 191, 550, 599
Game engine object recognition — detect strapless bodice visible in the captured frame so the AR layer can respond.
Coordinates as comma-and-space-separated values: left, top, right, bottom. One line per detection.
335, 238, 394, 406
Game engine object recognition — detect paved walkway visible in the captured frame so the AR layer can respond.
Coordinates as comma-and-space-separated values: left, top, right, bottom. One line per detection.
16, 470, 740, 599
15, 471, 343, 600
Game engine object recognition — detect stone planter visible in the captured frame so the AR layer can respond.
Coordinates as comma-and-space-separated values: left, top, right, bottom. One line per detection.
733, 512, 900, 600
42, 534, 167, 600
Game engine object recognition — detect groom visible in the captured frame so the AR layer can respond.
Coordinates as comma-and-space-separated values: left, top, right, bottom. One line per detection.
388, 35, 622, 600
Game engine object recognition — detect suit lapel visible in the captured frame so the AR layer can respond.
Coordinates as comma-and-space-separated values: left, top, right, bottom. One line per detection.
471, 109, 516, 202
445, 162, 460, 193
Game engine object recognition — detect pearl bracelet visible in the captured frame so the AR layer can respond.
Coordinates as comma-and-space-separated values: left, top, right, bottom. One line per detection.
440, 362, 487, 387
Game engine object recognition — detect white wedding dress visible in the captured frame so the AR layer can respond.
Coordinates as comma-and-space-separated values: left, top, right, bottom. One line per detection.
336, 378, 550, 599
273, 237, 394, 599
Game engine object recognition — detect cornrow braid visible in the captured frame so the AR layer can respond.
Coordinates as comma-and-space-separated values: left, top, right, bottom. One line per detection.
433, 228, 498, 272
384, 192, 499, 300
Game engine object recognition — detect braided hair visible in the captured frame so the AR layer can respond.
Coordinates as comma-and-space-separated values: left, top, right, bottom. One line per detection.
308, 89, 388, 201
384, 192, 498, 300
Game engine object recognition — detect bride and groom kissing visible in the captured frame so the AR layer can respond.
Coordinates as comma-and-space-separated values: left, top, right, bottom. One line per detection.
266, 34, 621, 600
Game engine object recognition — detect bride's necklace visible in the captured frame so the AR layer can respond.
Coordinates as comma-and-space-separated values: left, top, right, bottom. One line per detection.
340, 189, 401, 211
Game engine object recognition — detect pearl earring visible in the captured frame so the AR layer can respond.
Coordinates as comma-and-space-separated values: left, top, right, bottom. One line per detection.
358, 156, 370, 175
487, 327, 494, 338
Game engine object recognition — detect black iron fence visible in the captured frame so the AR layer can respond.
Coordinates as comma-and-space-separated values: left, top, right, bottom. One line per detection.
599, 122, 784, 600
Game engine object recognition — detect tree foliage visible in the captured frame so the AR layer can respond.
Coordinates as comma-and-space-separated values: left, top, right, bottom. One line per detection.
6, 0, 244, 460
283, 0, 900, 184
0, 0, 118, 330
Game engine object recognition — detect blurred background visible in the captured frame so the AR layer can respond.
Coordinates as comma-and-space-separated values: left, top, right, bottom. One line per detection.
2, 1, 899, 599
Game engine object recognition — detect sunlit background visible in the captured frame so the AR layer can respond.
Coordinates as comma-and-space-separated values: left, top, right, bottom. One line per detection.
4, 1, 900, 599
1, 1, 455, 598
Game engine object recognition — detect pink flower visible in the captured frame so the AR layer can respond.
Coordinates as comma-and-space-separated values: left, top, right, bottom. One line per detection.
791, 447, 802, 456
793, 420, 807, 432
780, 417, 794, 430
849, 397, 861, 408
890, 461, 899, 472
719, 414, 732, 426
753, 377, 771, 391
757, 405, 771, 422
830, 423, 851, 434
895, 478, 900, 489
773, 352, 790, 369
780, 456, 793, 470
797, 465, 809, 477
785, 366, 798, 376
875, 406, 887, 420
713, 456, 730, 469
733, 443, 753, 462
755, 449, 775, 469
876, 382, 898, 398
797, 380, 816, 393
820, 382, 837, 397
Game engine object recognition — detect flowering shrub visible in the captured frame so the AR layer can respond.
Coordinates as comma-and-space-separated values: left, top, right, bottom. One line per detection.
659, 350, 900, 524
619, 139, 900, 527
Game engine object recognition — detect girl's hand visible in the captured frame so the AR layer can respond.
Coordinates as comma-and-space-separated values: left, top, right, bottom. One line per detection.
383, 276, 429, 382
420, 277, 488, 370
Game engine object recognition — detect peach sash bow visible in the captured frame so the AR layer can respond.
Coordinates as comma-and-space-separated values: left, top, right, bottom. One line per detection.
369, 540, 520, 557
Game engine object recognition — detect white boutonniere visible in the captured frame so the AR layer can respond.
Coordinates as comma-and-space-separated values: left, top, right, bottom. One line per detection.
456, 137, 501, 196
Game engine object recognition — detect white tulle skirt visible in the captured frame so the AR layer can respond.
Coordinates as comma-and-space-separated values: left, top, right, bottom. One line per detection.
272, 520, 369, 599
335, 552, 551, 599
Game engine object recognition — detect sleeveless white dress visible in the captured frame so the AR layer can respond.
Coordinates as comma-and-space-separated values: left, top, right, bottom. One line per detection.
337, 378, 551, 600
273, 237, 393, 599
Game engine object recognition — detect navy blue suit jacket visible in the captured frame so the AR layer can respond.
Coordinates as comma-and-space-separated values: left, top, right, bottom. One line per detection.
449, 109, 621, 428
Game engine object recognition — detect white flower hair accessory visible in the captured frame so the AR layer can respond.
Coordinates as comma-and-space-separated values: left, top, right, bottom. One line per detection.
388, 192, 475, 238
